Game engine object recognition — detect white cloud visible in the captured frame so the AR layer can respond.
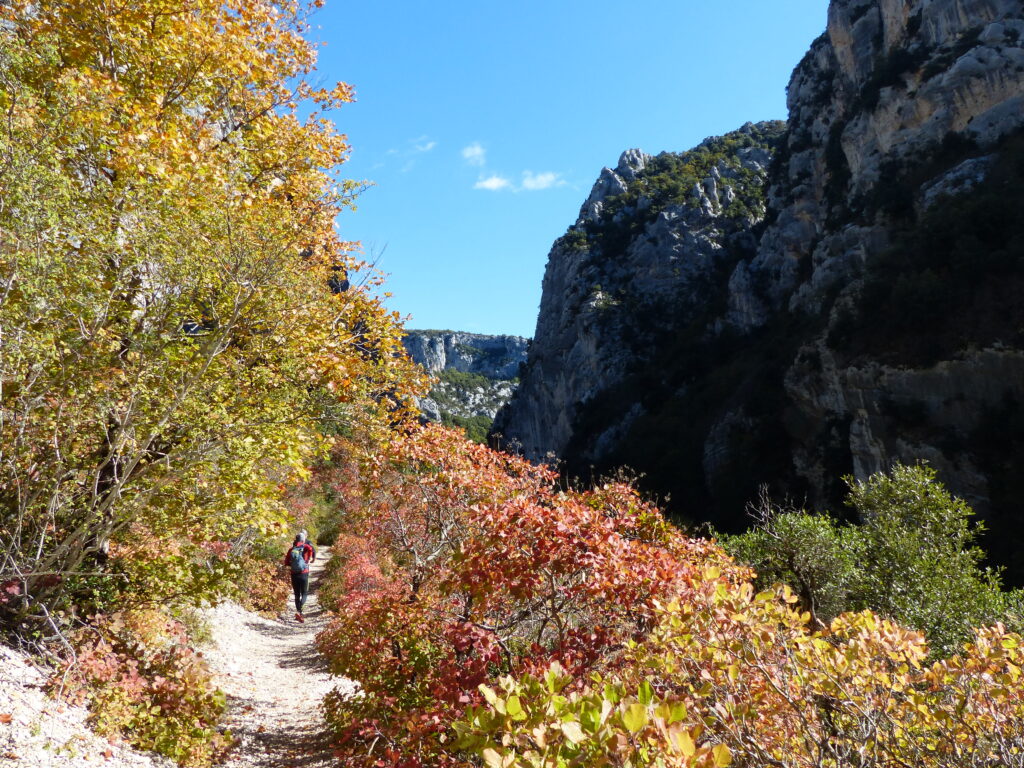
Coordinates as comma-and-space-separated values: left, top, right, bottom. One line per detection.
384, 136, 437, 162
521, 171, 564, 191
474, 174, 511, 191
461, 142, 486, 166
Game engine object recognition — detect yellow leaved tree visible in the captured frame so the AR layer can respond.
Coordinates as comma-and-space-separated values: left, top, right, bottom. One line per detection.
0, 0, 423, 635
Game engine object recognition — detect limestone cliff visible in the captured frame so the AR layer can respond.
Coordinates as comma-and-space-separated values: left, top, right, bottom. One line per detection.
403, 330, 528, 440
494, 0, 1024, 580
492, 123, 783, 460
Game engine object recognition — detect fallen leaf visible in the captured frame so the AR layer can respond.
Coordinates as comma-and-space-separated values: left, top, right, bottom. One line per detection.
102, 748, 113, 759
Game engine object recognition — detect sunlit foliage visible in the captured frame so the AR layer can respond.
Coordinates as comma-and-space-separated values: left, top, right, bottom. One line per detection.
316, 428, 1024, 768
0, 0, 423, 636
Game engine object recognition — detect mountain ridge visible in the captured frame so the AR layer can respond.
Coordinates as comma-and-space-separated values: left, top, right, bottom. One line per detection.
403, 329, 529, 441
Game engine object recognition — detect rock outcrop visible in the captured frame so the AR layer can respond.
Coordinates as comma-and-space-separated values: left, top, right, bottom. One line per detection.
403, 330, 528, 380
492, 123, 784, 460
403, 330, 528, 438
494, 0, 1024, 581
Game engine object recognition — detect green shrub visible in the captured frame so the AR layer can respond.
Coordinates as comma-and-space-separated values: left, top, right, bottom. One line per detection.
847, 463, 1005, 657
724, 464, 1009, 657
723, 499, 862, 627
441, 412, 493, 443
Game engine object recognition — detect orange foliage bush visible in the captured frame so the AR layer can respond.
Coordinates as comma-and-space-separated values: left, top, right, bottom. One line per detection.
233, 554, 292, 616
314, 425, 734, 766
314, 424, 1024, 768
55, 610, 231, 767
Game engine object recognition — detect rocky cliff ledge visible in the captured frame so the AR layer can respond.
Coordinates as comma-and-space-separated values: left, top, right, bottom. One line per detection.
494, 0, 1024, 581
492, 122, 784, 460
403, 330, 528, 440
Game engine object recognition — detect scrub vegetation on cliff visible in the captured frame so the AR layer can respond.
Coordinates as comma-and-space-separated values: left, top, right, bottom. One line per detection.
562, 121, 786, 261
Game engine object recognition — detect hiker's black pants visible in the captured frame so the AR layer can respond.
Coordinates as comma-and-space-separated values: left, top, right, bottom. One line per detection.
290, 571, 309, 612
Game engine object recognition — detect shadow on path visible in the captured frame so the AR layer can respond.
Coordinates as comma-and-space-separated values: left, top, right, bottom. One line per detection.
218, 546, 343, 768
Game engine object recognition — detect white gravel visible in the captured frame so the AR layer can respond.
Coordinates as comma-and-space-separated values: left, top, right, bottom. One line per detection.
201, 548, 356, 767
0, 548, 355, 768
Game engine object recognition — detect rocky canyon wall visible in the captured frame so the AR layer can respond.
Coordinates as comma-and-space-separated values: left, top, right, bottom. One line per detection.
494, 0, 1024, 579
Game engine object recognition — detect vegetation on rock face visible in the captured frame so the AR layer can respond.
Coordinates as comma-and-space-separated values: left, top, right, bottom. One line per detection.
834, 131, 1024, 367
617, 123, 783, 221
543, 123, 795, 531
567, 121, 786, 261
441, 412, 496, 443
428, 370, 519, 443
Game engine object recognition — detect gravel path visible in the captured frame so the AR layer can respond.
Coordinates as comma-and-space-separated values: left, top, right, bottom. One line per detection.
202, 548, 355, 768
0, 548, 354, 768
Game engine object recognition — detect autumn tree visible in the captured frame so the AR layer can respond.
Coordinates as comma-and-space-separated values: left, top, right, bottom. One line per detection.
0, 0, 422, 638
315, 424, 734, 766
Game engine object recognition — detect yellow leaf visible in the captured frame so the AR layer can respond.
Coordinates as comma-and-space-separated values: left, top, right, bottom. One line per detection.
560, 721, 585, 744
622, 702, 648, 733
713, 743, 732, 767
672, 728, 696, 757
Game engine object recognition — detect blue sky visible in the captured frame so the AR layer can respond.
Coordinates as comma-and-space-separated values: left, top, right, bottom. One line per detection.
312, 0, 829, 338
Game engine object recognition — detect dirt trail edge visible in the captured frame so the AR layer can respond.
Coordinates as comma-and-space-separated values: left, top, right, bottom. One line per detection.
202, 547, 356, 768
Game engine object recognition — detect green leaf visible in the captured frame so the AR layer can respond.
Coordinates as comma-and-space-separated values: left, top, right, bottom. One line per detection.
637, 680, 654, 706
621, 702, 648, 733
506, 695, 525, 720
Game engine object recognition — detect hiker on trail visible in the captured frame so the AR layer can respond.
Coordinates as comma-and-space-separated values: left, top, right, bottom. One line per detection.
284, 532, 316, 622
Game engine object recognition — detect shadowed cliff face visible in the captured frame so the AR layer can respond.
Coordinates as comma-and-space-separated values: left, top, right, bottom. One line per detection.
492, 123, 784, 464
493, 0, 1024, 582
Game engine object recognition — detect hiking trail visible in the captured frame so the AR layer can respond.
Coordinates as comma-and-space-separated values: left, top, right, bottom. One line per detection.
202, 547, 355, 768
0, 548, 353, 767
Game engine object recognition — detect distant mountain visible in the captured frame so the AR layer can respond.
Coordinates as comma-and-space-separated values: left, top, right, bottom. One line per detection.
494, 0, 1024, 582
402, 330, 529, 442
